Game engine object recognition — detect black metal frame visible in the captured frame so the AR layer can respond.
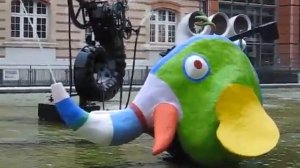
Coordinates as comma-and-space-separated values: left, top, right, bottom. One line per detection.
67, 0, 133, 104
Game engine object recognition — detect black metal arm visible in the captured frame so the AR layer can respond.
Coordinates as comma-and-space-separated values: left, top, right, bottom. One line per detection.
229, 21, 279, 42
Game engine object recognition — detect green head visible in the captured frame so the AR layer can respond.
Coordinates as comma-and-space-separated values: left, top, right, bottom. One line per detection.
142, 35, 279, 165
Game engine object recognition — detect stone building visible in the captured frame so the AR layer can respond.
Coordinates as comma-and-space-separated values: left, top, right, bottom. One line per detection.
0, 0, 299, 81
0, 0, 84, 68
0, 0, 200, 68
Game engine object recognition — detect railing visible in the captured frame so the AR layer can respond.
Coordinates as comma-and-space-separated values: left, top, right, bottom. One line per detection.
0, 65, 150, 87
0, 64, 298, 87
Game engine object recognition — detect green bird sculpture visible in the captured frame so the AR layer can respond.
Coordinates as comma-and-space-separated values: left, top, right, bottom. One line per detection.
51, 34, 279, 166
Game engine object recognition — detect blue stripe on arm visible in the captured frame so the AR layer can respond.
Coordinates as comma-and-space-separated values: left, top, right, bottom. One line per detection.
110, 108, 143, 145
55, 98, 89, 130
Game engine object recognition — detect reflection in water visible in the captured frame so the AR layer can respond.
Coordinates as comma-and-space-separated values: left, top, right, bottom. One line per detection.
0, 89, 298, 168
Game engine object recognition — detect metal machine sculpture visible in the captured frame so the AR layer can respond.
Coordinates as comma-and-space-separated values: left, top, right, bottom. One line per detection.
68, 0, 134, 106
38, 0, 137, 121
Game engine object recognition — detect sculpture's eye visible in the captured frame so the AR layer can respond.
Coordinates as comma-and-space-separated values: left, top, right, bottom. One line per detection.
183, 54, 210, 81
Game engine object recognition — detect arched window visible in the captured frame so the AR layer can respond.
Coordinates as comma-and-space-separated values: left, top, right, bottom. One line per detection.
11, 0, 48, 39
150, 9, 177, 43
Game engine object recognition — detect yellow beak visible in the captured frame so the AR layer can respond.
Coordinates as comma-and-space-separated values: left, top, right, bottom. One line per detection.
216, 84, 280, 157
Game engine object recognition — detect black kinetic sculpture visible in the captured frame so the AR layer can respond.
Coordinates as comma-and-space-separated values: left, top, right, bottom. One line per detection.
38, 0, 134, 121
68, 0, 133, 106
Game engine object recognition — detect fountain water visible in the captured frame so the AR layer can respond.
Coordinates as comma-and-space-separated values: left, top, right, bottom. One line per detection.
19, 0, 57, 84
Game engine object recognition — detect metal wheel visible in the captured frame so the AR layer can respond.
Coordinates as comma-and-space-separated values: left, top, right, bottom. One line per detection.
122, 18, 132, 39
68, 0, 90, 29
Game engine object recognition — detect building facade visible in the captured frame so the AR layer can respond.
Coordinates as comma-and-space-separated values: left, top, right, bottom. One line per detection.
0, 0, 85, 68
0, 0, 299, 71
0, 0, 200, 69
215, 0, 300, 71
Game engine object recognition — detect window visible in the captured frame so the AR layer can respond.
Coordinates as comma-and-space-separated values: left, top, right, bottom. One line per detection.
219, 0, 277, 67
150, 10, 177, 43
11, 0, 48, 39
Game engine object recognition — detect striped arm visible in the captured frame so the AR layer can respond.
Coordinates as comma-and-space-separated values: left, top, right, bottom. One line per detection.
75, 107, 144, 146
51, 83, 144, 146
51, 83, 88, 130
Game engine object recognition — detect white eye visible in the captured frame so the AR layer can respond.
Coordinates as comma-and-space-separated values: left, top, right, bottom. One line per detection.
183, 54, 210, 81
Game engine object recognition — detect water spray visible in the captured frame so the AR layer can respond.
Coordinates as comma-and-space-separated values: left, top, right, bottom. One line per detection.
19, 0, 57, 84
